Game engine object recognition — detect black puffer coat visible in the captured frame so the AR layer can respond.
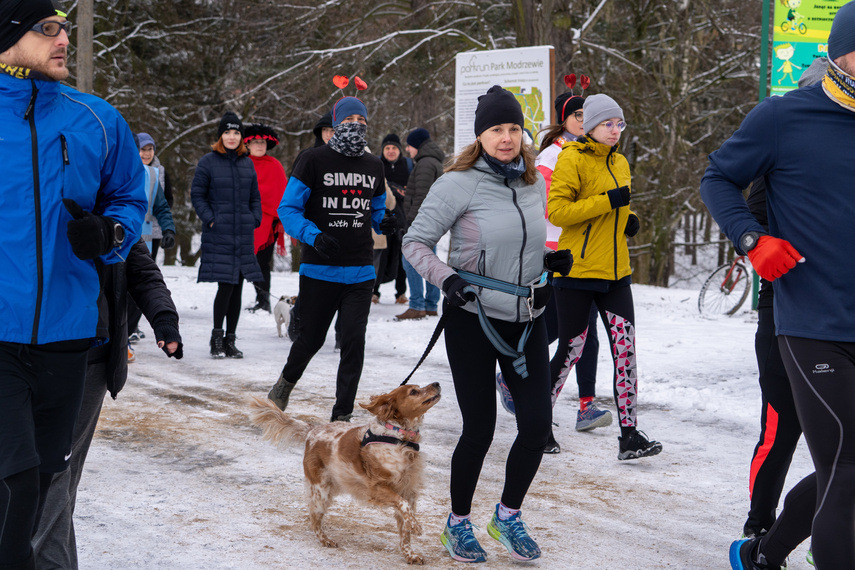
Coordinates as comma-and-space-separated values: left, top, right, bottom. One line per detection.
191, 149, 263, 283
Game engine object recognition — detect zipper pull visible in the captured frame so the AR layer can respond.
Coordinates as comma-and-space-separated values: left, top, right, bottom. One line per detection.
24, 81, 38, 121
60, 134, 69, 165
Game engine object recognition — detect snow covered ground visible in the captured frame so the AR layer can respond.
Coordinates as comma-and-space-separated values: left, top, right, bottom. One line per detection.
71, 264, 815, 569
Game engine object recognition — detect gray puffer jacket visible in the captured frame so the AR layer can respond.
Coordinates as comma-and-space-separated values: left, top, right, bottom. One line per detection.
402, 157, 549, 322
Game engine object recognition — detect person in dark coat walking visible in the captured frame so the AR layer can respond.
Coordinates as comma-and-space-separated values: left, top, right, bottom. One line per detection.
396, 128, 445, 320
191, 112, 263, 358
32, 240, 182, 568
374, 133, 410, 304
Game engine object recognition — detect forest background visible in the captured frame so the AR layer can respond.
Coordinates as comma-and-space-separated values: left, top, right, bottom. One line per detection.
64, 0, 764, 286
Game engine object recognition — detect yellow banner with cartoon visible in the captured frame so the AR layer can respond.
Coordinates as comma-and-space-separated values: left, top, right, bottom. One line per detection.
772, 0, 844, 95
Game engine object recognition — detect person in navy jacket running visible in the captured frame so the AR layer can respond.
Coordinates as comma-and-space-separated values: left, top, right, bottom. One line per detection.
701, 4, 855, 568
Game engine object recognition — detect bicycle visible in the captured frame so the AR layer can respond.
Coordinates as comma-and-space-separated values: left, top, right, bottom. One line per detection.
781, 13, 807, 35
698, 255, 752, 316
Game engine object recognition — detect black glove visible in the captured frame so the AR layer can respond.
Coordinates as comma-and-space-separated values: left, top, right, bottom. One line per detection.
544, 249, 573, 276
379, 210, 397, 236
532, 282, 553, 310
153, 318, 183, 359
63, 198, 116, 260
625, 213, 640, 237
313, 233, 341, 260
607, 186, 631, 209
442, 274, 476, 307
160, 230, 176, 250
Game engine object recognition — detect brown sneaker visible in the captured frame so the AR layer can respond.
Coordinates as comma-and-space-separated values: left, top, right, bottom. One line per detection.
395, 295, 408, 304
395, 308, 427, 320
426, 310, 438, 316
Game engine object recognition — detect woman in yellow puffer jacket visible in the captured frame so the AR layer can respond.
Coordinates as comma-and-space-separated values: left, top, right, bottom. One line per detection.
546, 93, 662, 461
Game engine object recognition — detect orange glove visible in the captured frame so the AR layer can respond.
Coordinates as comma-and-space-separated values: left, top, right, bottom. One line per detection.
747, 235, 804, 281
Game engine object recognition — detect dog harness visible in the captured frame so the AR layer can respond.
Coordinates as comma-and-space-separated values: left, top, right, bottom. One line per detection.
361, 425, 420, 451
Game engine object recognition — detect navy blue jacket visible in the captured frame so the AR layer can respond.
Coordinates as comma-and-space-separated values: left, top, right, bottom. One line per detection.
0, 71, 146, 345
700, 83, 855, 341
191, 150, 263, 284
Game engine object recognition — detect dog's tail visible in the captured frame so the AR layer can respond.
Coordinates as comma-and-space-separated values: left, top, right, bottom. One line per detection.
248, 396, 311, 447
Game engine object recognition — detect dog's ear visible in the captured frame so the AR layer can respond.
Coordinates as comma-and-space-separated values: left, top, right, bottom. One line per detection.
360, 392, 395, 422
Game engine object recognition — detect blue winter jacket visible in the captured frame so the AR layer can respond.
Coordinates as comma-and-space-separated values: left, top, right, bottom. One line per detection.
700, 83, 855, 341
191, 150, 263, 284
0, 72, 146, 345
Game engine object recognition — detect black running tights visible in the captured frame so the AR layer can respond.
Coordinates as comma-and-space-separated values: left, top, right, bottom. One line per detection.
213, 278, 243, 334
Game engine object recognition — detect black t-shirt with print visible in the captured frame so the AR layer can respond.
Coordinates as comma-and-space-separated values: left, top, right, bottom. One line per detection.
292, 145, 385, 266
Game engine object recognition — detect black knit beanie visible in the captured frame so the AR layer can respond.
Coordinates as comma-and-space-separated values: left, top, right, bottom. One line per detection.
381, 133, 403, 151
217, 111, 243, 139
0, 0, 62, 55
829, 1, 855, 61
474, 85, 525, 136
554, 93, 585, 124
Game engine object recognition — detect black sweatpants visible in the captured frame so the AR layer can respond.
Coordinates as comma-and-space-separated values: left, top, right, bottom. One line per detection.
253, 243, 274, 305
444, 304, 551, 515
0, 340, 89, 568
213, 278, 244, 334
758, 335, 855, 568
745, 307, 802, 534
550, 283, 638, 432
280, 276, 373, 419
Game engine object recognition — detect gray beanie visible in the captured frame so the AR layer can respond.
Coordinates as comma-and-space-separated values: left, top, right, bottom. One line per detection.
798, 57, 829, 88
582, 94, 624, 135
829, 1, 855, 61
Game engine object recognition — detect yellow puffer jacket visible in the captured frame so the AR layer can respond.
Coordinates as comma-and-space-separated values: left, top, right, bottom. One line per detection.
547, 137, 633, 281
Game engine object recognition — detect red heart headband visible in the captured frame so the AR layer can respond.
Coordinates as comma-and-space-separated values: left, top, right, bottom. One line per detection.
332, 75, 368, 92
564, 73, 591, 93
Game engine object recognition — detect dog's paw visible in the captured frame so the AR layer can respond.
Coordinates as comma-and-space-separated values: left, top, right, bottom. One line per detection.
405, 553, 425, 565
318, 536, 338, 548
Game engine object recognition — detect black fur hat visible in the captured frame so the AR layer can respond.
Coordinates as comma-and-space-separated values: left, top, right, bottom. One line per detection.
243, 123, 279, 150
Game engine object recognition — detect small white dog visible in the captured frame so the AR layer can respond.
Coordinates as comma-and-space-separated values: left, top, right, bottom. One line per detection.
273, 295, 296, 338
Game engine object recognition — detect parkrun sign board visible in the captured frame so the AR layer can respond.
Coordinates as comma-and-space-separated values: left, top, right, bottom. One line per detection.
772, 0, 843, 96
454, 46, 555, 155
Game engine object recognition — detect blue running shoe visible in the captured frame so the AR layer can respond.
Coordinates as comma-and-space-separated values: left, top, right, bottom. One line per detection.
487, 505, 541, 561
496, 372, 515, 415
575, 403, 613, 431
440, 514, 487, 563
729, 537, 786, 569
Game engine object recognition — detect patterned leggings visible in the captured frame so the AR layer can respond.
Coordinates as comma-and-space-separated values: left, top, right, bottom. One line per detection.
549, 283, 638, 431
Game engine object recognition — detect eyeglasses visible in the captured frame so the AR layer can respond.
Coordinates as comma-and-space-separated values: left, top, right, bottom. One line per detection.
573, 111, 584, 122
30, 21, 72, 37
599, 120, 627, 132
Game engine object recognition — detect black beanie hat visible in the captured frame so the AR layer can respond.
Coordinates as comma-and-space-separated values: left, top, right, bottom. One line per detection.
217, 111, 243, 139
381, 133, 403, 151
474, 85, 525, 136
406, 128, 430, 150
0, 0, 62, 55
312, 111, 333, 140
554, 93, 585, 124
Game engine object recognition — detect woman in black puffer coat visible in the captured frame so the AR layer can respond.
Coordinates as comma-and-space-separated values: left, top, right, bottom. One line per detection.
191, 112, 263, 358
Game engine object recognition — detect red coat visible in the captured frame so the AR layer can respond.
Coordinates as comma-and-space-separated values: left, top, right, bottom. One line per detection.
250, 155, 288, 254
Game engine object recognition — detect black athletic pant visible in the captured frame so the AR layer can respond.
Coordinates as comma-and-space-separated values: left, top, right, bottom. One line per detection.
0, 340, 88, 569
280, 276, 373, 419
253, 243, 274, 305
444, 304, 551, 515
758, 335, 855, 569
550, 283, 638, 433
745, 307, 802, 534
213, 277, 244, 334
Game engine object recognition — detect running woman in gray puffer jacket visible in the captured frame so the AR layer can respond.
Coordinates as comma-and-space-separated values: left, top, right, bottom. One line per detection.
402, 85, 573, 564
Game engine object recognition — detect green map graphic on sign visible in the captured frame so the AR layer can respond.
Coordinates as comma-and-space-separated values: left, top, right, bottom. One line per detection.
505, 86, 545, 136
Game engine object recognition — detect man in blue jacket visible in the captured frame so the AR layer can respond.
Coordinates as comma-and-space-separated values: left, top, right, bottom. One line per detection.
0, 2, 146, 567
701, 3, 855, 568
268, 95, 390, 422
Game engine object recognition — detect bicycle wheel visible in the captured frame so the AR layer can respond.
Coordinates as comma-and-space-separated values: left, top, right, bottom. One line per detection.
798, 22, 807, 34
781, 21, 791, 32
698, 262, 752, 316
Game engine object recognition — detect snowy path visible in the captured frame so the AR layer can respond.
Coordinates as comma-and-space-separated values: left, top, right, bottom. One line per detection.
72, 266, 814, 568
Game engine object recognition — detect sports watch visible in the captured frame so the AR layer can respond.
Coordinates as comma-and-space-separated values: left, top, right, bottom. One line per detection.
111, 222, 126, 248
739, 231, 765, 253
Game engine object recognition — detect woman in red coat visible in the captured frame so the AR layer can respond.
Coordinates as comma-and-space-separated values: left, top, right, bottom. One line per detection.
244, 124, 288, 313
